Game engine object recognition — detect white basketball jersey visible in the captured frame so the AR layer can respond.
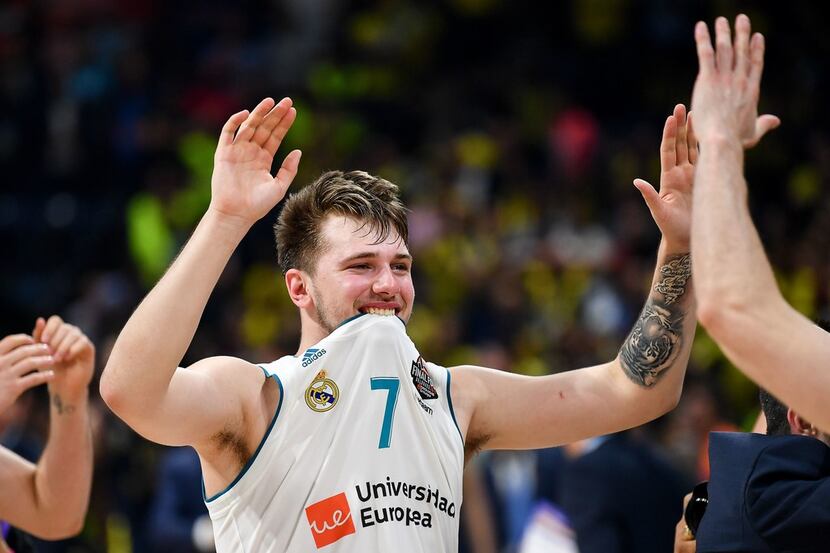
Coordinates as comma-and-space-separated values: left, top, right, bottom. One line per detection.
205, 314, 465, 552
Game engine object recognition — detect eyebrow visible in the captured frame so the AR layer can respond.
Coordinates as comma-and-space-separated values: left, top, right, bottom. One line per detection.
340, 252, 413, 263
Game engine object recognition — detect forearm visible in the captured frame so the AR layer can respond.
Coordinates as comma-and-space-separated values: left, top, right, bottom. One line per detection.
102, 209, 250, 409
617, 239, 695, 411
692, 136, 781, 317
31, 391, 92, 538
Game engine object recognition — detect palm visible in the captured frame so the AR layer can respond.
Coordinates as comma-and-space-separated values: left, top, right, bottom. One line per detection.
634, 104, 696, 248
209, 97, 301, 224
212, 144, 287, 220
656, 163, 694, 242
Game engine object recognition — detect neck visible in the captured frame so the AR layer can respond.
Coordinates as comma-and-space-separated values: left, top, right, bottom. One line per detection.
296, 310, 334, 355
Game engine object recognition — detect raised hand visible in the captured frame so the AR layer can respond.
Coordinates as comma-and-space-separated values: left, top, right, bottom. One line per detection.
36, 316, 94, 407
634, 104, 697, 248
691, 15, 780, 149
209, 97, 302, 226
0, 333, 55, 415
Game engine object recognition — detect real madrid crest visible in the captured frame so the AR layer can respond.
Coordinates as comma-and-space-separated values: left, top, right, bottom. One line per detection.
305, 370, 339, 412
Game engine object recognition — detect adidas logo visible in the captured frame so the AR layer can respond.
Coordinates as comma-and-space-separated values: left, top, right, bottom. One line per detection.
302, 348, 327, 367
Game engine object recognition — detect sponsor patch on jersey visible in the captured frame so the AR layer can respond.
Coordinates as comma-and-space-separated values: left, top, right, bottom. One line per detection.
305, 370, 339, 412
302, 347, 327, 368
305, 492, 356, 548
410, 356, 438, 400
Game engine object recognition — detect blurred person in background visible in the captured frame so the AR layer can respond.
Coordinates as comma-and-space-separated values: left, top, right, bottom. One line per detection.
691, 15, 830, 430
558, 431, 688, 553
101, 91, 697, 552
148, 447, 215, 553
675, 381, 830, 553
0, 317, 94, 552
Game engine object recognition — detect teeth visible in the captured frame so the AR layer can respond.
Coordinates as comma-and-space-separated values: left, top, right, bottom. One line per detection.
365, 307, 395, 316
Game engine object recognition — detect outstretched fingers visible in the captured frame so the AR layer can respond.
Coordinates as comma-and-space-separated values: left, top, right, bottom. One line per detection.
687, 112, 699, 165
264, 106, 298, 159
235, 98, 277, 143
274, 149, 302, 190
218, 110, 250, 148
695, 21, 715, 75
714, 17, 733, 72
660, 114, 678, 171
674, 104, 689, 165
748, 32, 766, 92
251, 97, 293, 147
733, 14, 752, 77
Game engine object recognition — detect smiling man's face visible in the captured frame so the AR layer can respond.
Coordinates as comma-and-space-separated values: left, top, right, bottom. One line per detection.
303, 214, 415, 333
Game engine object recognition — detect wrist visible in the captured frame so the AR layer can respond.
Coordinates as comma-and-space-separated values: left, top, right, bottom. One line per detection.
697, 130, 742, 150
661, 239, 690, 256
201, 208, 255, 250
204, 206, 256, 238
49, 387, 89, 413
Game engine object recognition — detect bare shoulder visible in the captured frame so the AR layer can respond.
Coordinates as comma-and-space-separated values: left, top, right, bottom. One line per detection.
186, 355, 265, 388
447, 365, 502, 453
186, 355, 278, 417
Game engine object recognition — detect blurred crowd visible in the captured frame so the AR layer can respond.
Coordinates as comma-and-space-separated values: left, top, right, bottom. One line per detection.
1, 0, 829, 551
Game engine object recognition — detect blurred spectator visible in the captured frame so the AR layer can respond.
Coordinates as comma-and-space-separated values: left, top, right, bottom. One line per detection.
148, 447, 215, 553
556, 433, 688, 553
693, 390, 830, 552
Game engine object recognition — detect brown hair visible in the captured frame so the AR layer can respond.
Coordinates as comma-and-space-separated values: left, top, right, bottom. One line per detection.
274, 170, 409, 274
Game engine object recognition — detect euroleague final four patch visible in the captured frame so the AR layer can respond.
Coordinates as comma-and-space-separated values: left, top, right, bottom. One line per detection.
305, 370, 340, 412
410, 357, 438, 400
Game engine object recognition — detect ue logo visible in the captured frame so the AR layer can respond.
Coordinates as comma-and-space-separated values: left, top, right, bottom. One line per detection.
305, 492, 356, 548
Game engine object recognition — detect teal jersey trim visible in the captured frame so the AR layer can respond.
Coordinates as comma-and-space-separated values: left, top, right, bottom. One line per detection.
335, 312, 366, 329
334, 312, 406, 330
445, 368, 465, 447
203, 366, 285, 503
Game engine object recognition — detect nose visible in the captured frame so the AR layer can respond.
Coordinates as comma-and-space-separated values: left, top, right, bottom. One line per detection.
372, 266, 400, 296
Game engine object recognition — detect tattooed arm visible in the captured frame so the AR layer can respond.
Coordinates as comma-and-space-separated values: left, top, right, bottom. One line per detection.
448, 106, 696, 452
0, 316, 94, 539
448, 240, 695, 452
621, 251, 691, 387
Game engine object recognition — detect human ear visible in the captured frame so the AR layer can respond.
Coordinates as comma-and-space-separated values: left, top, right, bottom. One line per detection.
286, 269, 312, 308
788, 409, 818, 437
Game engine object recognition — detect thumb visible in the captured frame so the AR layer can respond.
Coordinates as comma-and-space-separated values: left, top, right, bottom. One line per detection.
633, 178, 662, 215
754, 114, 781, 143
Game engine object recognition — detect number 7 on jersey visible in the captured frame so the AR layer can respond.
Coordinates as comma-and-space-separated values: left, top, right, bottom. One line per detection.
370, 377, 400, 449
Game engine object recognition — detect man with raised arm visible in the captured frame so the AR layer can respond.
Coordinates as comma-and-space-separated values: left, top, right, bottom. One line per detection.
690, 14, 830, 431
101, 97, 696, 552
0, 316, 94, 548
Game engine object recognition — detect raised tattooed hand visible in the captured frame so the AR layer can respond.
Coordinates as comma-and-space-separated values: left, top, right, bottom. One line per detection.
209, 97, 302, 226
691, 14, 780, 149
634, 104, 697, 249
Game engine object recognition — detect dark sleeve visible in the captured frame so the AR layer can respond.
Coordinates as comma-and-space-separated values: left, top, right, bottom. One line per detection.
745, 442, 830, 550
559, 461, 622, 553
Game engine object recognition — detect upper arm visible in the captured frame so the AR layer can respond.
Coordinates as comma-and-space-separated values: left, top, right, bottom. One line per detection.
453, 362, 677, 451
122, 356, 265, 448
